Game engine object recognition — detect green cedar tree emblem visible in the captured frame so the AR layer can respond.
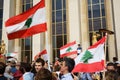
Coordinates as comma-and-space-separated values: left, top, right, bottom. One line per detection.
25, 18, 32, 28
80, 50, 93, 63
66, 47, 72, 52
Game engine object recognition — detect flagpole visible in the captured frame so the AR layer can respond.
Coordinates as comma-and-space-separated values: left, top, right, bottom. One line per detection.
45, 32, 52, 71
45, 0, 52, 71
103, 33, 107, 80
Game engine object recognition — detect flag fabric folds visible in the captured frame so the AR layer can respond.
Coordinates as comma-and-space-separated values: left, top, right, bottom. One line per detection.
60, 41, 77, 58
5, 0, 47, 40
72, 36, 106, 73
34, 49, 48, 61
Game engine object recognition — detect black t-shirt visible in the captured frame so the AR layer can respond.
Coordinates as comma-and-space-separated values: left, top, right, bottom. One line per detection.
0, 76, 7, 80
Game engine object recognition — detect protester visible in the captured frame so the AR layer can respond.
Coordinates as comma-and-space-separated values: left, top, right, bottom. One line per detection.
31, 58, 45, 77
77, 44, 82, 55
4, 61, 14, 80
0, 62, 7, 80
13, 62, 23, 80
34, 68, 56, 80
105, 70, 120, 80
105, 62, 120, 80
10, 60, 17, 75
35, 58, 45, 72
19, 63, 34, 80
116, 63, 120, 75
52, 62, 61, 80
113, 57, 119, 64
80, 72, 93, 80
60, 57, 75, 80
106, 62, 116, 71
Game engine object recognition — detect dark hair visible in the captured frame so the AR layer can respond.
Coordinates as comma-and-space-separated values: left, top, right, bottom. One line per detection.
0, 62, 6, 74
105, 70, 119, 80
36, 58, 45, 66
63, 57, 75, 72
31, 63, 37, 74
107, 62, 114, 67
78, 44, 81, 46
22, 63, 32, 72
113, 57, 118, 62
35, 68, 53, 80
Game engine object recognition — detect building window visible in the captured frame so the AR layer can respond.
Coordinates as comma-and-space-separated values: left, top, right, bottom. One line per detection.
21, 0, 33, 63
0, 0, 4, 41
88, 0, 106, 44
52, 0, 67, 60
87, 0, 108, 60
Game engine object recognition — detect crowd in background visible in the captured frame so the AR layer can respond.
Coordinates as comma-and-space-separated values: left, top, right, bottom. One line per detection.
0, 56, 120, 80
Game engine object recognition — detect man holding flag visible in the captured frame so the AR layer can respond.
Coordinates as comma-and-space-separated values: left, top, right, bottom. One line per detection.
60, 57, 75, 80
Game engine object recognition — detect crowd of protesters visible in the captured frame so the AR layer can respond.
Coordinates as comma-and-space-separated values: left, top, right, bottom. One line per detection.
0, 56, 120, 80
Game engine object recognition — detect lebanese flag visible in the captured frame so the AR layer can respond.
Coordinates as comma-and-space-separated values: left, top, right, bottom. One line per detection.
5, 0, 47, 40
60, 41, 77, 58
34, 49, 48, 61
72, 36, 106, 73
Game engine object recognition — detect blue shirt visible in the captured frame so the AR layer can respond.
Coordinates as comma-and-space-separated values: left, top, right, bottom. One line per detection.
81, 73, 92, 80
77, 47, 82, 55
23, 72, 34, 80
10, 67, 17, 74
60, 73, 73, 80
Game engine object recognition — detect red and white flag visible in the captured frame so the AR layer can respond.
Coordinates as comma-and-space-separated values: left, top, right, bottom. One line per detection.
5, 0, 47, 40
34, 49, 48, 61
72, 36, 106, 73
60, 41, 77, 58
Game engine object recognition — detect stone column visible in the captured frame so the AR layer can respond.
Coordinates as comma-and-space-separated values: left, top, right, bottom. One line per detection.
79, 0, 89, 50
14, 0, 22, 61
2, 0, 12, 53
110, 0, 120, 61
2, 0, 16, 56
67, 0, 81, 44
105, 0, 116, 61
45, 0, 53, 62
